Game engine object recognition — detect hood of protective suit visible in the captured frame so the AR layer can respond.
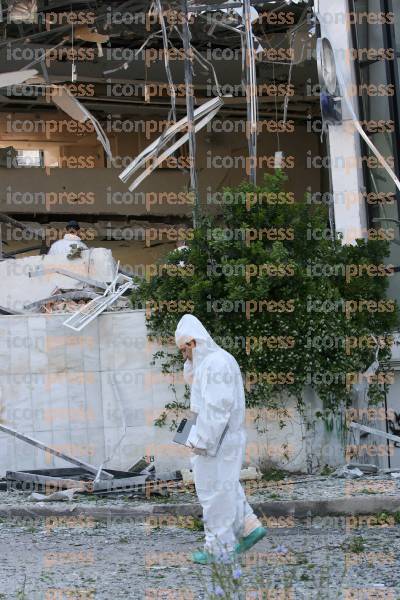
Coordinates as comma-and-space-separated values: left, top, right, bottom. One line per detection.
175, 314, 220, 378
175, 314, 218, 349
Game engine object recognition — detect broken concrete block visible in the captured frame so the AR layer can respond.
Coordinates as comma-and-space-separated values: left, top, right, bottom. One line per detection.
332, 465, 364, 479
347, 463, 378, 474
28, 488, 82, 502
240, 467, 261, 481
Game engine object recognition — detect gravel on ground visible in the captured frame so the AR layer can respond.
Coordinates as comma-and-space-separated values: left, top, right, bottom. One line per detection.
1, 511, 400, 599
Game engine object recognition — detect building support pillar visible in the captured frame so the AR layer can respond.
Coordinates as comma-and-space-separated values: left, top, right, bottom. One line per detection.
316, 0, 368, 243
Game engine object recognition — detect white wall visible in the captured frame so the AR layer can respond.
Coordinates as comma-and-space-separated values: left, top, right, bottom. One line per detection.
0, 310, 345, 475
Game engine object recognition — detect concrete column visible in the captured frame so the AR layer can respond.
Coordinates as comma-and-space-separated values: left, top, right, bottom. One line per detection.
316, 0, 368, 243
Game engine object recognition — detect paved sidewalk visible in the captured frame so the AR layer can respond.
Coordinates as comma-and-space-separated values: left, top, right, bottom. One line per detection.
1, 473, 400, 520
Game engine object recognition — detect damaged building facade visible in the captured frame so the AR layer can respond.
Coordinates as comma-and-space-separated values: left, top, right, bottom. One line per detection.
0, 0, 399, 478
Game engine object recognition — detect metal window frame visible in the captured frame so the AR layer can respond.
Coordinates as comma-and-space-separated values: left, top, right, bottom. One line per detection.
381, 0, 400, 205
348, 0, 400, 469
349, 0, 400, 226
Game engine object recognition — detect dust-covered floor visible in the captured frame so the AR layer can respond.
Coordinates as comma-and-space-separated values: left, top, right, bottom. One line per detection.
1, 514, 400, 600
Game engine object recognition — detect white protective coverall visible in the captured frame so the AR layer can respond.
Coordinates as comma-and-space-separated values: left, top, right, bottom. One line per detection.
175, 314, 259, 555
48, 234, 88, 256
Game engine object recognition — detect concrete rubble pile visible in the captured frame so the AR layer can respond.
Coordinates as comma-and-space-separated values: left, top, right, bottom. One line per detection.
0, 247, 135, 328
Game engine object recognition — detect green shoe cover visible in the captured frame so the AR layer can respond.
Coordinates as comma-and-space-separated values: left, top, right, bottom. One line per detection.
235, 526, 267, 554
191, 550, 215, 564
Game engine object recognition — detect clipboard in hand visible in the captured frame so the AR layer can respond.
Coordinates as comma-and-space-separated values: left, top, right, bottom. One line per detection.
173, 415, 228, 457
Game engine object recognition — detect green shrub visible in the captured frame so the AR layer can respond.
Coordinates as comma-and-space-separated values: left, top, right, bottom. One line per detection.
133, 171, 397, 424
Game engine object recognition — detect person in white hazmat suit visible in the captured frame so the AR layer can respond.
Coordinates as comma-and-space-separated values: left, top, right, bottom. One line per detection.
175, 314, 266, 564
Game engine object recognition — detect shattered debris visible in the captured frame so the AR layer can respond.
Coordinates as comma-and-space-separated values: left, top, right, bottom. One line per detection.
0, 423, 114, 480
28, 488, 83, 502
7, 0, 37, 24
128, 457, 153, 474
350, 421, 400, 446
62, 267, 135, 331
119, 96, 224, 192
332, 465, 364, 479
64, 24, 110, 57
25, 290, 97, 312
4, 465, 183, 500
51, 86, 112, 158
41, 299, 92, 314
0, 426, 181, 500
346, 463, 379, 474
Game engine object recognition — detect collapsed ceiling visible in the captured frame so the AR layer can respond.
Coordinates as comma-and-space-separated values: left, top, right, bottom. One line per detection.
0, 0, 324, 266
0, 0, 318, 119
2, 1, 309, 48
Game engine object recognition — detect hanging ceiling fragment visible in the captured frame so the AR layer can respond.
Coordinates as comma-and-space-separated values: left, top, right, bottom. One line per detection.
0, 68, 38, 87
7, 0, 37, 23
64, 24, 110, 58
119, 96, 224, 192
51, 86, 112, 159
0, 0, 315, 187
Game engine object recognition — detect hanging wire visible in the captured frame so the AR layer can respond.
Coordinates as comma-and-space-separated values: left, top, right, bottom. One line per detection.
103, 31, 163, 75
282, 32, 295, 124
181, 0, 200, 224
155, 0, 177, 125
243, 0, 258, 186
18, 39, 65, 71
272, 61, 280, 152
71, 20, 76, 82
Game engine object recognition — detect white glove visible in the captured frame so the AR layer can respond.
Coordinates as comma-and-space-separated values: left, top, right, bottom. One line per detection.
189, 443, 207, 456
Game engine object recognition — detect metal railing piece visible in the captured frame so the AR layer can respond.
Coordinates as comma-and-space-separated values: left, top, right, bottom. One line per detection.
63, 272, 134, 331
0, 423, 114, 480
